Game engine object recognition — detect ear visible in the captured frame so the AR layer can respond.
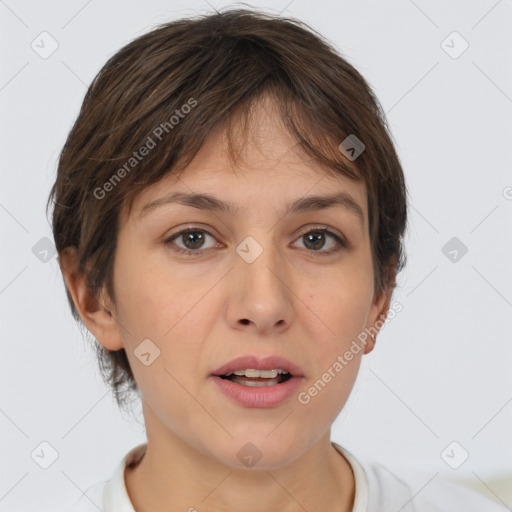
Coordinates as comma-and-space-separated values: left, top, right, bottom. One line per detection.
362, 259, 397, 355
59, 247, 124, 351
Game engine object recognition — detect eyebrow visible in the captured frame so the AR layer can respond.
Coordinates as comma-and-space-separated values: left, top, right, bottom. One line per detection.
138, 191, 364, 226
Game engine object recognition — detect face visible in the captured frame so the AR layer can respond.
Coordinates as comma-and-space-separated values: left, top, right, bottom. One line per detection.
91, 99, 390, 469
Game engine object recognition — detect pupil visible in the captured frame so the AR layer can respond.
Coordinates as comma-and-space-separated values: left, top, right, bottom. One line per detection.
183, 231, 204, 250
304, 232, 324, 250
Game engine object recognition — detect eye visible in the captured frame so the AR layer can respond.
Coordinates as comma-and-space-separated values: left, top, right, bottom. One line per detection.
164, 225, 347, 257
164, 228, 219, 256
293, 227, 347, 256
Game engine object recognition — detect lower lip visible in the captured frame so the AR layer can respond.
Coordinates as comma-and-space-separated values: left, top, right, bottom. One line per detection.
210, 375, 303, 408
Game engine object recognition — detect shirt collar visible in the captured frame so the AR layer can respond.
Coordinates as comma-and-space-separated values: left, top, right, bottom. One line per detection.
103, 442, 146, 512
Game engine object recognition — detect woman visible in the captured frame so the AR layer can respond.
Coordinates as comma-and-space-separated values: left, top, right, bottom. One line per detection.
48, 8, 507, 511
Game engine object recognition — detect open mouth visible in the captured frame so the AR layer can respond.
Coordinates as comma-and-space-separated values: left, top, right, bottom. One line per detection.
220, 369, 293, 387
212, 365, 303, 407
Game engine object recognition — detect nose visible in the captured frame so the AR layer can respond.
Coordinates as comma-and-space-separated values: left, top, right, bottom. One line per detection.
226, 236, 294, 336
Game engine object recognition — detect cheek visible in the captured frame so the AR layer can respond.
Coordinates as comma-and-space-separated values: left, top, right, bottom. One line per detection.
302, 273, 373, 399
308, 274, 373, 339
298, 294, 365, 420
113, 261, 214, 383
113, 247, 189, 335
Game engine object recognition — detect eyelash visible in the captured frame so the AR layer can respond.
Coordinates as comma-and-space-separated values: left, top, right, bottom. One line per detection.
164, 226, 347, 258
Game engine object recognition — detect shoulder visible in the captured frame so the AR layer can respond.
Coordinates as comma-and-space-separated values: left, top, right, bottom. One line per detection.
363, 458, 509, 511
64, 480, 107, 512
63, 442, 146, 512
333, 443, 509, 512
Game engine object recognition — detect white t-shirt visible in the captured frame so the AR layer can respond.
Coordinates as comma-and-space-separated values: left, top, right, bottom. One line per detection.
65, 442, 508, 511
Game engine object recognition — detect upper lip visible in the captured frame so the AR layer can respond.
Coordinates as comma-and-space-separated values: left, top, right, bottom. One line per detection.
211, 355, 305, 377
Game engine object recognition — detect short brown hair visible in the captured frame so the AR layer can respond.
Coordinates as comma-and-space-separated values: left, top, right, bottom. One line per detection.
47, 8, 408, 410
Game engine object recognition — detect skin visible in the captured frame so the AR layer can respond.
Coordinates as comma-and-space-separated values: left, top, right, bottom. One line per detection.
61, 95, 395, 512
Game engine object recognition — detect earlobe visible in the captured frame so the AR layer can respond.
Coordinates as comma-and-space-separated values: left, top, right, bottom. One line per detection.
362, 332, 376, 354
59, 247, 124, 351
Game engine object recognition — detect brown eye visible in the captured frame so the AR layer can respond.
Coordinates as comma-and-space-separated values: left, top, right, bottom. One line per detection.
164, 225, 347, 258
294, 228, 347, 255
165, 229, 217, 256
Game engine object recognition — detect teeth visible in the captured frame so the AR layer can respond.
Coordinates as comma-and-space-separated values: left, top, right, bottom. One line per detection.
223, 369, 289, 378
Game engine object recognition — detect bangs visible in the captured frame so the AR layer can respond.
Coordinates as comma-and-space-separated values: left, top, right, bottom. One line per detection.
121, 84, 363, 218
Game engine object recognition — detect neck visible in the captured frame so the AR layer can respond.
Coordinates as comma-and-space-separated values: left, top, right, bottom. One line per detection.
125, 427, 355, 512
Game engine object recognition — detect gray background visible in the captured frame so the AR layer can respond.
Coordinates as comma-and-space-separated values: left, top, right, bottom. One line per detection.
1, 0, 511, 510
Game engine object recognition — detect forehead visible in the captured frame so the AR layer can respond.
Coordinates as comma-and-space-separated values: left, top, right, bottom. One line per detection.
126, 96, 367, 223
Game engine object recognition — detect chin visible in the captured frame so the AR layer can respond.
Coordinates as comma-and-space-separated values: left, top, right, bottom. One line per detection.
205, 433, 307, 471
